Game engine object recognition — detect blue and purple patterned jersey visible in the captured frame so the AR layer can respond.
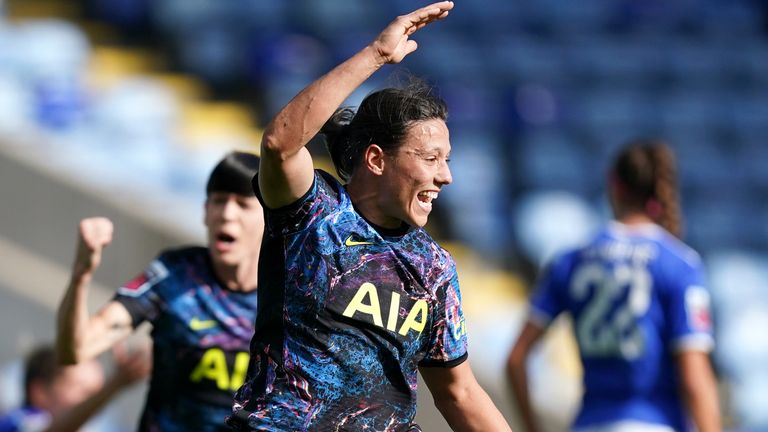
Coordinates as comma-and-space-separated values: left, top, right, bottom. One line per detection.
229, 170, 467, 432
530, 222, 714, 431
114, 247, 257, 432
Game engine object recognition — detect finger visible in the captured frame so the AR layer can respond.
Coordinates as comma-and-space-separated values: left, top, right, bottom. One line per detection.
403, 9, 451, 36
94, 218, 113, 239
404, 40, 418, 57
80, 219, 104, 245
402, 1, 454, 26
90, 220, 113, 246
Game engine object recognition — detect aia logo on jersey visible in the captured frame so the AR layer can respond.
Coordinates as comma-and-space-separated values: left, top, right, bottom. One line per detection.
117, 260, 169, 297
685, 286, 712, 331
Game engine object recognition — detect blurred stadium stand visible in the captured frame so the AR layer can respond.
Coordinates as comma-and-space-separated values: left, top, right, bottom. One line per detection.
1, 0, 767, 430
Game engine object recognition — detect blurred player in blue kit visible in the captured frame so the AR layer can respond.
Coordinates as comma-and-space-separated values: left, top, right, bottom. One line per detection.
0, 344, 149, 432
227, 2, 511, 431
507, 140, 721, 432
55, 151, 263, 432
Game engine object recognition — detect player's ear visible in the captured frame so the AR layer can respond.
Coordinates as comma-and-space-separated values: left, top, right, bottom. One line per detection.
363, 144, 385, 176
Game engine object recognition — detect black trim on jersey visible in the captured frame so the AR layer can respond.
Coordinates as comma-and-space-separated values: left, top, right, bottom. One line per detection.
241, 199, 290, 414
227, 408, 253, 430
112, 296, 148, 329
418, 352, 468, 368
251, 171, 317, 213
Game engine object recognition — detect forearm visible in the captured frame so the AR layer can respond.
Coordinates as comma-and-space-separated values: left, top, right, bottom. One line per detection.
263, 45, 384, 158
56, 271, 94, 364
506, 321, 545, 432
675, 350, 721, 432
507, 360, 538, 432
436, 382, 511, 432
684, 374, 721, 432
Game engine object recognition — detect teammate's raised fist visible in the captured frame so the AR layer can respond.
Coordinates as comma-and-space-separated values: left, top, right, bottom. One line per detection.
73, 217, 114, 276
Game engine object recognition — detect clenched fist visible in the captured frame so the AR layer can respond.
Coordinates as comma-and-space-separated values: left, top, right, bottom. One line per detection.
73, 217, 114, 277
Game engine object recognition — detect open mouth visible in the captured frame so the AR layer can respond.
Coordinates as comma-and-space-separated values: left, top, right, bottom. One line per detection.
416, 191, 438, 211
217, 233, 236, 243
214, 232, 237, 252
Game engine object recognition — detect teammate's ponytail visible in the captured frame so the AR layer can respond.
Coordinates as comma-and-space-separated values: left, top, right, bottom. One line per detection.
648, 144, 683, 238
612, 139, 683, 238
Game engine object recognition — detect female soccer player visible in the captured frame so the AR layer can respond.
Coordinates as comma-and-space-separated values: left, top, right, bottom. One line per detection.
228, 2, 510, 431
507, 140, 720, 432
56, 151, 263, 432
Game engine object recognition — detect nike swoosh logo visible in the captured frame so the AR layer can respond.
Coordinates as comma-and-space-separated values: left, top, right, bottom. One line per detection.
189, 318, 218, 331
345, 235, 373, 247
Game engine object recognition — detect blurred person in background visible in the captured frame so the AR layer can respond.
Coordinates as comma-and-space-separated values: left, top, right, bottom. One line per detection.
227, 2, 510, 431
56, 151, 263, 432
0, 344, 149, 432
507, 140, 720, 432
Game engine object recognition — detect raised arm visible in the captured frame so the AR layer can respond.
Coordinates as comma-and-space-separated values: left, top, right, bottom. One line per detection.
506, 321, 546, 432
258, 1, 454, 209
56, 217, 133, 365
420, 361, 512, 431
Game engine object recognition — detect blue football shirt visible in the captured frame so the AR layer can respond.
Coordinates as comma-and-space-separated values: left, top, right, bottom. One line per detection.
530, 222, 714, 431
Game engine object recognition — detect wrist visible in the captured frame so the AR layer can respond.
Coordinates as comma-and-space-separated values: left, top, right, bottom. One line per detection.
71, 268, 94, 284
363, 44, 387, 69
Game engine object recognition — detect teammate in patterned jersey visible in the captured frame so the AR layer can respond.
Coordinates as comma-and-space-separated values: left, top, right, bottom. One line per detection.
507, 140, 721, 432
0, 344, 149, 432
227, 2, 510, 431
55, 151, 263, 432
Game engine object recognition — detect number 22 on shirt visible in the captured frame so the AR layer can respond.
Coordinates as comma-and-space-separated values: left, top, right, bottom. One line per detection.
570, 262, 652, 360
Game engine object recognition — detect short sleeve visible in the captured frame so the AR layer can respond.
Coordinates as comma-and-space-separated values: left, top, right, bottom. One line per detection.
253, 170, 342, 236
113, 256, 170, 328
661, 258, 715, 353
419, 264, 468, 368
528, 254, 571, 328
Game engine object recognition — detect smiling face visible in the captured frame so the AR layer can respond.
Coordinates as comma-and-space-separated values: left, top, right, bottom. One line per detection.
379, 118, 453, 228
204, 192, 264, 267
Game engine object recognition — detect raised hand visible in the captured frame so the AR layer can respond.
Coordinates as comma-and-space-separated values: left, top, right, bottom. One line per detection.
371, 1, 453, 65
73, 217, 114, 276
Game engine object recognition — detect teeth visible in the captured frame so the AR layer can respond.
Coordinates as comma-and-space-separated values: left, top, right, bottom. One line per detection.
418, 191, 438, 201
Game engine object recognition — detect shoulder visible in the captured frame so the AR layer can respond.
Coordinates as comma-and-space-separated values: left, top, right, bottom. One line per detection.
150, 246, 212, 276
541, 247, 581, 278
316, 169, 343, 191
654, 231, 702, 270
280, 169, 346, 209
260, 170, 348, 234
117, 246, 206, 297
311, 169, 348, 209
